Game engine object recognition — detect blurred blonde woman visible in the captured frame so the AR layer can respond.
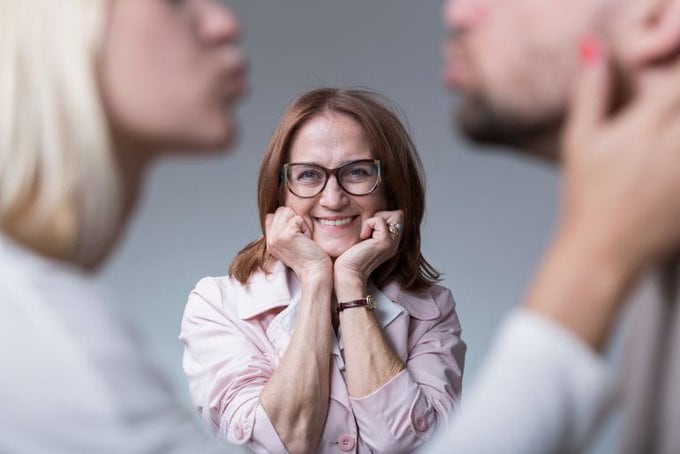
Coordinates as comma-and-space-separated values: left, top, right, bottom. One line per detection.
0, 0, 245, 451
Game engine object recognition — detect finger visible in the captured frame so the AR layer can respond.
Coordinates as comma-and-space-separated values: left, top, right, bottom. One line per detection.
301, 215, 315, 238
634, 58, 680, 125
375, 210, 405, 239
265, 213, 275, 235
275, 206, 295, 223
366, 216, 390, 242
370, 217, 401, 260
361, 217, 378, 240
291, 215, 311, 237
272, 206, 295, 233
360, 220, 372, 240
374, 209, 404, 226
563, 36, 611, 152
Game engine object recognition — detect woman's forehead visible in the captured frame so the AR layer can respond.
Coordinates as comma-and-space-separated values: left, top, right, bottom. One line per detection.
288, 114, 372, 165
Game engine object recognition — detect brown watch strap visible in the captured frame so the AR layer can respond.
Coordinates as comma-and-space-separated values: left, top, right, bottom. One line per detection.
337, 295, 376, 313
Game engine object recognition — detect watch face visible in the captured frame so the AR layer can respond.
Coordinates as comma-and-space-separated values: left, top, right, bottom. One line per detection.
367, 295, 376, 310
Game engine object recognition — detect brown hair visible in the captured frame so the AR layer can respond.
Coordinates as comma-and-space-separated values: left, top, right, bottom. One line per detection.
229, 87, 440, 292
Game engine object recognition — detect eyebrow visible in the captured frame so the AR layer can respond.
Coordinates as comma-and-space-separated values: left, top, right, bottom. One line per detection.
288, 158, 375, 168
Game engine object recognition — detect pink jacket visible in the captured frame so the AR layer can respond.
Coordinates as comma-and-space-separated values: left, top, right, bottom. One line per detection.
180, 261, 466, 453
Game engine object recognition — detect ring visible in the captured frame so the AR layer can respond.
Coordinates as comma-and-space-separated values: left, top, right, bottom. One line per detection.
388, 222, 403, 238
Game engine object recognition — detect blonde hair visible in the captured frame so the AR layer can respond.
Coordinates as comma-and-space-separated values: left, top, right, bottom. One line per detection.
0, 0, 123, 267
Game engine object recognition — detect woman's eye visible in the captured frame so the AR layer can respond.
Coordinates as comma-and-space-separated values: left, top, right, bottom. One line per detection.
343, 165, 373, 180
348, 167, 369, 176
296, 170, 323, 181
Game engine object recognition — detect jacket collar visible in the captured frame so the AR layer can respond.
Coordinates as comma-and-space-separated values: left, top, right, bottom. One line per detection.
235, 261, 297, 320
276, 281, 404, 337
381, 281, 441, 320
235, 260, 440, 322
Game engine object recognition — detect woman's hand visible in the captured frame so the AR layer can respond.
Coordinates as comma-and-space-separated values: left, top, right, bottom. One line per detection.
334, 210, 404, 292
560, 40, 680, 277
265, 207, 332, 282
524, 38, 680, 349
334, 210, 408, 399
261, 207, 335, 453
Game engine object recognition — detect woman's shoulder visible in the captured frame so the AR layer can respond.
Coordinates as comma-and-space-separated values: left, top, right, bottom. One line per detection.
184, 275, 236, 321
191, 273, 237, 299
186, 261, 292, 318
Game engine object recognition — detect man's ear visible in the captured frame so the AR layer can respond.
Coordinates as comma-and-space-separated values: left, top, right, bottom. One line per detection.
627, 0, 680, 66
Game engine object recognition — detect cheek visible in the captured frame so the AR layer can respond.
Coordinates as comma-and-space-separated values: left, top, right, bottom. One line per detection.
283, 194, 313, 218
102, 8, 229, 148
367, 190, 388, 215
352, 198, 386, 228
103, 59, 234, 149
481, 25, 572, 116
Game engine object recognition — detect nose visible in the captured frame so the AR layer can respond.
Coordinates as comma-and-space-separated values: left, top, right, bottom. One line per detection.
319, 176, 349, 209
443, 0, 487, 31
198, 1, 242, 45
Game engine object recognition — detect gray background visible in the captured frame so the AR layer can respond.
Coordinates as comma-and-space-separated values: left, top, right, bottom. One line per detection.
98, 1, 617, 452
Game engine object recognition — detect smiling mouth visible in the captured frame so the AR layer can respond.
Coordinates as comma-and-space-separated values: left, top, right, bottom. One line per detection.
315, 216, 356, 227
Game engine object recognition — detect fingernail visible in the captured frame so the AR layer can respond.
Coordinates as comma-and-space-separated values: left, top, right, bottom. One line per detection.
579, 36, 601, 65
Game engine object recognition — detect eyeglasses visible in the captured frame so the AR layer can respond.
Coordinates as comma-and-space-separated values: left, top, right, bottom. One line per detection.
282, 159, 382, 198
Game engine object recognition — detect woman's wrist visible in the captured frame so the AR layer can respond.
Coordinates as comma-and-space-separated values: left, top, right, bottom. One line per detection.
297, 261, 333, 286
558, 214, 644, 282
300, 271, 333, 292
525, 222, 640, 349
333, 269, 367, 302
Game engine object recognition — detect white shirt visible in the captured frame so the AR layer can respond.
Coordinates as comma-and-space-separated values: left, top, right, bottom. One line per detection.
0, 235, 224, 454
426, 310, 614, 453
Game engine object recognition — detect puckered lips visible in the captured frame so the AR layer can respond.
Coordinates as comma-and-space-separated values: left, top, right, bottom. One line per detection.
442, 38, 474, 90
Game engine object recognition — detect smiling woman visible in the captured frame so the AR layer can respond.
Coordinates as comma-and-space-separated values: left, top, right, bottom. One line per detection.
180, 87, 467, 453
232, 87, 440, 290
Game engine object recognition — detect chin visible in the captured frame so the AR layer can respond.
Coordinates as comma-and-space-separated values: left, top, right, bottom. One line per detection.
175, 115, 238, 152
456, 96, 562, 159
200, 120, 239, 151
319, 241, 355, 259
322, 247, 346, 259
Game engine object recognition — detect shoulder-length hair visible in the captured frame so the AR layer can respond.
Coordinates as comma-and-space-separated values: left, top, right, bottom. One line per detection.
230, 87, 440, 292
0, 0, 122, 268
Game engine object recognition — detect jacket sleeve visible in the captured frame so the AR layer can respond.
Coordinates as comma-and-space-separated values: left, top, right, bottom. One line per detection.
348, 287, 466, 451
179, 277, 288, 454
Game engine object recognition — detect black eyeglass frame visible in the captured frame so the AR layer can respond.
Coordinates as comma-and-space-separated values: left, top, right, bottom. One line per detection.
281, 159, 383, 198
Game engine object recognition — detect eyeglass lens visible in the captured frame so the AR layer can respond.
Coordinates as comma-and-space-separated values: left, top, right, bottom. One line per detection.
285, 160, 380, 197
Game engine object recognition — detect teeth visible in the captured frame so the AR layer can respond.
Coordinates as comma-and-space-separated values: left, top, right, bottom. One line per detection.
317, 217, 353, 227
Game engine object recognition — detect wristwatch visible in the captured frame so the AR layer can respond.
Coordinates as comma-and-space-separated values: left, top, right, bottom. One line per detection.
337, 295, 376, 313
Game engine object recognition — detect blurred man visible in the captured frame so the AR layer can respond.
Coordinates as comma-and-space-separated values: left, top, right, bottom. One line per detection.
432, 0, 680, 452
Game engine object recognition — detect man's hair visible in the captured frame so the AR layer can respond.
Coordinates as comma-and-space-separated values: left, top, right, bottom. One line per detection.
0, 0, 123, 267
230, 87, 441, 291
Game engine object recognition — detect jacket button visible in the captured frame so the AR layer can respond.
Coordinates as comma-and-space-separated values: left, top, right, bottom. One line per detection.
234, 422, 244, 440
338, 434, 355, 451
414, 416, 428, 432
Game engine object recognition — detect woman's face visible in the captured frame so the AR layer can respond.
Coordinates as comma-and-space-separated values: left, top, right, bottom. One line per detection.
284, 113, 387, 258
99, 0, 246, 152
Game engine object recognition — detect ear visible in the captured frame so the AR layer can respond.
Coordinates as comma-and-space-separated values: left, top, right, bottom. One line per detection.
628, 0, 680, 66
